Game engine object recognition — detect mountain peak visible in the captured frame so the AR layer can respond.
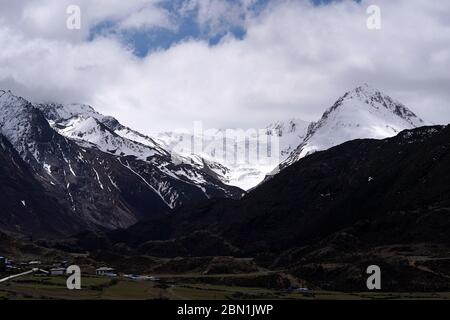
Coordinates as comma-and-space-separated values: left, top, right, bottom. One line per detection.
279, 85, 427, 168
349, 83, 378, 95
342, 84, 390, 104
325, 85, 425, 128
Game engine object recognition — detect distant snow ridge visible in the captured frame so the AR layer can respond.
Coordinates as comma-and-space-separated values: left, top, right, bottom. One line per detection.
281, 84, 428, 169
154, 118, 310, 190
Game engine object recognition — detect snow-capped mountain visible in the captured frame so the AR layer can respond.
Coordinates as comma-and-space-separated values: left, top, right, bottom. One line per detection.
154, 118, 310, 190
0, 90, 241, 236
37, 102, 167, 153
280, 84, 428, 169
37, 101, 243, 199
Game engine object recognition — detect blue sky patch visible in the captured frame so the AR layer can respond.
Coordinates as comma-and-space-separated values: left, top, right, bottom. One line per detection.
89, 0, 360, 57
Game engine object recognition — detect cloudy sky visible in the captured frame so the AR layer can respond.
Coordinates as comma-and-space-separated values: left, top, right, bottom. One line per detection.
0, 0, 449, 133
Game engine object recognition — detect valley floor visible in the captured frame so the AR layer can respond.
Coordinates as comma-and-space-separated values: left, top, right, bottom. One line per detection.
1, 275, 450, 300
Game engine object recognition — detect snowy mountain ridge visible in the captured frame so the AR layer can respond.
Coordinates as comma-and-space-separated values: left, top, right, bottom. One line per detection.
52, 116, 160, 161
35, 102, 241, 202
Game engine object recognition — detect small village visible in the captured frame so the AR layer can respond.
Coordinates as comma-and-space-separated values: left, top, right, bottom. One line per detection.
0, 255, 160, 284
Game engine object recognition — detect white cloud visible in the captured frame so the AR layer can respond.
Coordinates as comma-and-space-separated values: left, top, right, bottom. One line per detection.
0, 0, 174, 41
0, 0, 449, 134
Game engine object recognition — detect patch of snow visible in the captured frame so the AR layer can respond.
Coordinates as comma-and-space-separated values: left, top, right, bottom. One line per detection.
92, 168, 104, 190
107, 174, 120, 191
68, 160, 77, 176
43, 163, 52, 175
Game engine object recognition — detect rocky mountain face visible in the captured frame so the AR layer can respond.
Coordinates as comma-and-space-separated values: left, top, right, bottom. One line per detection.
0, 134, 82, 237
280, 84, 427, 169
0, 90, 242, 237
